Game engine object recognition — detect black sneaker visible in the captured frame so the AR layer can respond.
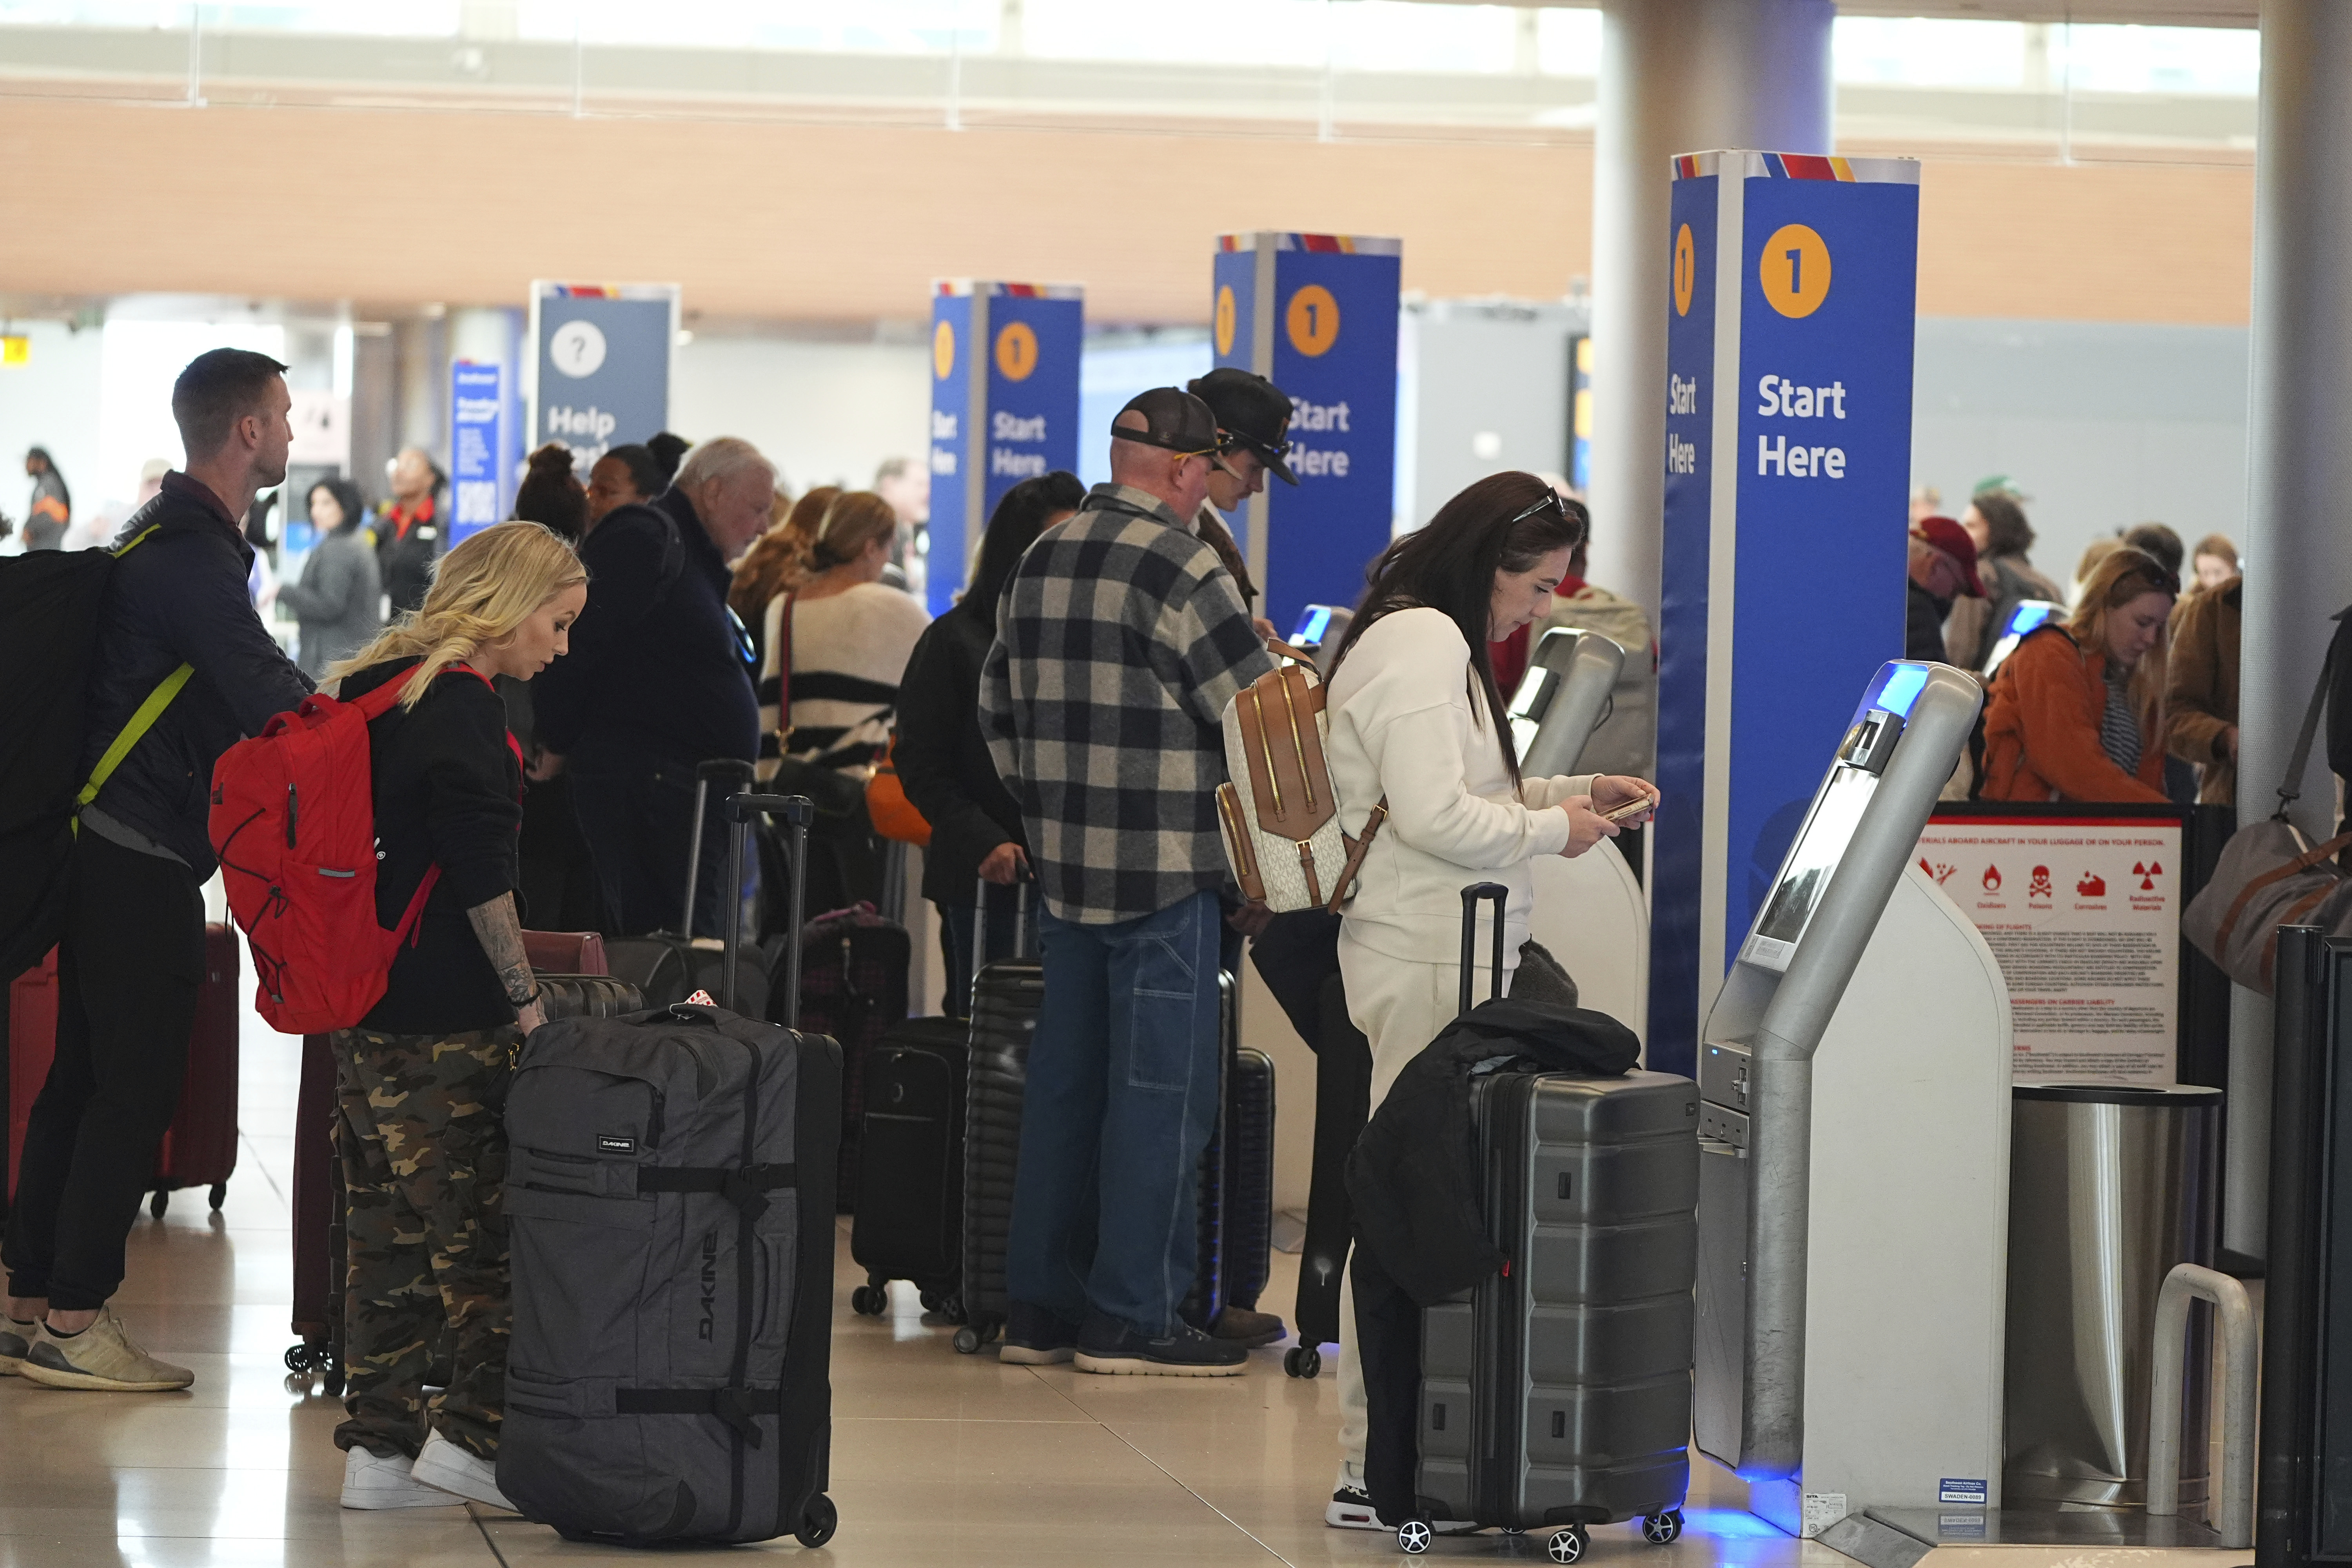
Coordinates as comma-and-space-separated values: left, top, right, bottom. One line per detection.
1073, 1312, 1246, 1377
998, 1300, 1081, 1365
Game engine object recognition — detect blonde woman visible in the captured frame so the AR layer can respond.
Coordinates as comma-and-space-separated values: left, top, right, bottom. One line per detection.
755, 490, 927, 908
320, 522, 587, 1515
1980, 545, 2177, 804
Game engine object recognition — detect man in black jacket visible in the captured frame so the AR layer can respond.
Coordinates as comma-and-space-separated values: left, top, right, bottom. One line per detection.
533, 436, 774, 936
3, 349, 312, 1393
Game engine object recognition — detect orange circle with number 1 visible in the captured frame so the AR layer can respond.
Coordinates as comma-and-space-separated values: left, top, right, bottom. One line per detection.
995, 321, 1039, 381
1673, 224, 1695, 317
1214, 285, 1237, 356
1285, 285, 1341, 357
932, 320, 955, 380
1760, 224, 1831, 319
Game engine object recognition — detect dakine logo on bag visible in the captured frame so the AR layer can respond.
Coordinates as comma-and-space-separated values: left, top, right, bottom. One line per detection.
597, 1134, 637, 1155
699, 1231, 719, 1340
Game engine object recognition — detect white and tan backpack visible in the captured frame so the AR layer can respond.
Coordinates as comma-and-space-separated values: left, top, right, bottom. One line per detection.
1216, 657, 1388, 915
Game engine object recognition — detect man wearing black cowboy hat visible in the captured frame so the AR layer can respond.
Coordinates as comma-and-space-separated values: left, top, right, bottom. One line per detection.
1186, 367, 1299, 632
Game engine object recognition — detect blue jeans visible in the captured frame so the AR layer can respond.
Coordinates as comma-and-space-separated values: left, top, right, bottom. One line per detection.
1006, 888, 1223, 1336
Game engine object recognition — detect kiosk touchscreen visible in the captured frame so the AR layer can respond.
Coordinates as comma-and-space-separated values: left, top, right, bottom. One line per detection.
1287, 603, 1349, 666
1506, 627, 1626, 777
1978, 598, 2065, 680
1693, 661, 2014, 1541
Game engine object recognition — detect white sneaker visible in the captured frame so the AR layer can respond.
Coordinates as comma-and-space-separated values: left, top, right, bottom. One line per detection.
341, 1446, 466, 1510
411, 1430, 514, 1511
1327, 1461, 1476, 1534
0, 1317, 38, 1376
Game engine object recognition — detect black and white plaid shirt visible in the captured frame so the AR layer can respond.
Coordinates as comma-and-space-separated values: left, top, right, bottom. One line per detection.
982, 484, 1279, 925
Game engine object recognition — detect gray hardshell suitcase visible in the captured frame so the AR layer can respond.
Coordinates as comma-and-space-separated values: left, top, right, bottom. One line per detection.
1406, 886, 1699, 1563
499, 794, 843, 1547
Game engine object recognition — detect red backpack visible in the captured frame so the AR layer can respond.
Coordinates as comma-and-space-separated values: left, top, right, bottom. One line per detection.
209, 662, 499, 1033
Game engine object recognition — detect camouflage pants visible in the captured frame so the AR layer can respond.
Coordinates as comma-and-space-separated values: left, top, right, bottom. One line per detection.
332, 1025, 513, 1461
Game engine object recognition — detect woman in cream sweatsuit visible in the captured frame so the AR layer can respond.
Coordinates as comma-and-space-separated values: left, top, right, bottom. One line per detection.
1318, 473, 1660, 1528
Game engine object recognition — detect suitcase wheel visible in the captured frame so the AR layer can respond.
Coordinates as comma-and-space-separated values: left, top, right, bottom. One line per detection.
1283, 1345, 1322, 1379
794, 1493, 838, 1548
850, 1283, 889, 1317
1642, 1511, 1684, 1546
1397, 1518, 1432, 1555
149, 1190, 168, 1220
1547, 1525, 1590, 1563
952, 1320, 998, 1356
209, 1183, 226, 1212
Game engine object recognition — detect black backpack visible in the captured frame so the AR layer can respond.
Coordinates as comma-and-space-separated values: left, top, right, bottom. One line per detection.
0, 534, 188, 981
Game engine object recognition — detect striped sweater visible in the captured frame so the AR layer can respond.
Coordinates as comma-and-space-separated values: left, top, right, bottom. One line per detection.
756, 582, 930, 782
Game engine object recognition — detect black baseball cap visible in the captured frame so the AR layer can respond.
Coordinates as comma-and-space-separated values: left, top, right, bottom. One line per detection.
1110, 387, 1222, 458
1187, 367, 1298, 485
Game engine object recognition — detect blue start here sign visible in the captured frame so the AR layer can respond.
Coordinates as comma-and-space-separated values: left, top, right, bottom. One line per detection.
926, 281, 1082, 617
1650, 151, 1920, 1076
1211, 231, 1401, 632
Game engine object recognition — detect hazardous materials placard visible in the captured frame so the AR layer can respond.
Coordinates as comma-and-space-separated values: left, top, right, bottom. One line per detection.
1916, 815, 2181, 1085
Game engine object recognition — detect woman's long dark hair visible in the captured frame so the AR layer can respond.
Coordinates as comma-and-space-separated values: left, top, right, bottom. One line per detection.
1327, 470, 1588, 784
962, 469, 1086, 624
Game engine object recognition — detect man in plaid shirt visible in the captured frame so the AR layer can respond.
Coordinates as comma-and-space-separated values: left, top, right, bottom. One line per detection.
981, 388, 1278, 1375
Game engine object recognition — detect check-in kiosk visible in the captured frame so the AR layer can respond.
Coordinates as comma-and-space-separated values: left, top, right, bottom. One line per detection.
1693, 661, 2012, 1538
1514, 629, 1650, 1038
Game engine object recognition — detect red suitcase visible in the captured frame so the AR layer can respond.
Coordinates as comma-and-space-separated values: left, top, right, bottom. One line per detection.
5, 927, 240, 1215
148, 923, 241, 1217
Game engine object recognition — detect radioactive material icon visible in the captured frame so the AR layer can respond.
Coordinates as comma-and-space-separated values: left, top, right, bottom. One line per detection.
2132, 859, 2164, 891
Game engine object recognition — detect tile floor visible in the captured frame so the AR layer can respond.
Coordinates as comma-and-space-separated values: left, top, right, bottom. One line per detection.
0, 1004, 2247, 1568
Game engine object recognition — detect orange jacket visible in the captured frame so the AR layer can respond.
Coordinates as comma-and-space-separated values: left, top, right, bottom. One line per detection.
1980, 625, 2169, 804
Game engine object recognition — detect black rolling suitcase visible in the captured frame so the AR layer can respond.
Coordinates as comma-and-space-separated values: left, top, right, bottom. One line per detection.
606, 758, 773, 1015
1388, 885, 1698, 1563
786, 902, 911, 1212
1222, 1038, 1276, 1315
952, 882, 1042, 1355
499, 792, 842, 1548
845, 1013, 969, 1320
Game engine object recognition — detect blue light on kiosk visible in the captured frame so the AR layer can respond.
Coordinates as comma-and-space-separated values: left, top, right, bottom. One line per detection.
1865, 661, 1930, 718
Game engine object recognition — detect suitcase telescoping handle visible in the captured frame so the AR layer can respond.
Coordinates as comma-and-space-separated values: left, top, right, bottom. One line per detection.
1458, 882, 1508, 1017
973, 870, 1033, 962
723, 793, 815, 1022
681, 758, 755, 942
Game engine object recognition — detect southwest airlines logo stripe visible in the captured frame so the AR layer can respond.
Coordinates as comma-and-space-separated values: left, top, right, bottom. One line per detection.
1764, 153, 1858, 181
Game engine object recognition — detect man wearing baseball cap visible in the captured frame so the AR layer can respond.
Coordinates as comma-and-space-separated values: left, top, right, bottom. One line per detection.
1172, 368, 1297, 627
1909, 514, 1984, 665
982, 388, 1280, 1375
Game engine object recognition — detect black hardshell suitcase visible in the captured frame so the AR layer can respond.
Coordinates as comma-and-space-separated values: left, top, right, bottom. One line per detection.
952, 882, 1041, 1355
606, 759, 772, 1015
846, 1013, 969, 1319
1401, 885, 1698, 1563
498, 793, 842, 1548
1223, 1041, 1276, 1314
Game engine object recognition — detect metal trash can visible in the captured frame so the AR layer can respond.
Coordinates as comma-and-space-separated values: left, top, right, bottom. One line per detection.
2004, 1083, 2223, 1511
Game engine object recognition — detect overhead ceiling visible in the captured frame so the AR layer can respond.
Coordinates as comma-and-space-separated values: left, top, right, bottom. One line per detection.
1414, 0, 2259, 26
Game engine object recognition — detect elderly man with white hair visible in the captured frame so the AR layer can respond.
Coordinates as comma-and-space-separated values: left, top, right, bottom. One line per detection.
533, 434, 778, 936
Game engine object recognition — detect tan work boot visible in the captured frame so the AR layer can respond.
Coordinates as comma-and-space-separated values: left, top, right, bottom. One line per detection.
1210, 1305, 1287, 1349
19, 1308, 194, 1392
0, 1316, 39, 1376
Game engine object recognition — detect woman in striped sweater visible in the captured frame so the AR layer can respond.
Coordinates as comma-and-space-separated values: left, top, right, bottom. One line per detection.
754, 489, 929, 908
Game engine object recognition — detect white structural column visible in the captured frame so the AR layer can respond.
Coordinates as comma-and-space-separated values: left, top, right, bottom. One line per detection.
1587, 0, 1833, 612
2228, 0, 2352, 1263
